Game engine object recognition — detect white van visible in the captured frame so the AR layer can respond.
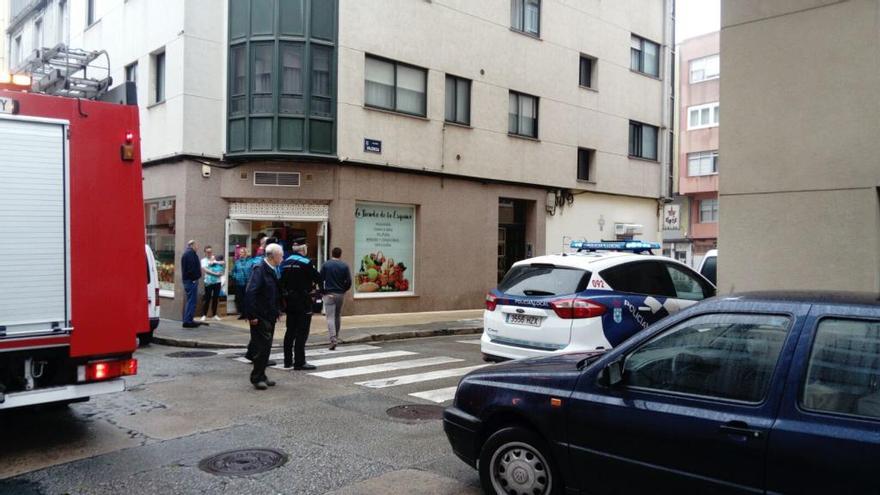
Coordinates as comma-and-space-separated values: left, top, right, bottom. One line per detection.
142, 244, 161, 345
698, 249, 718, 286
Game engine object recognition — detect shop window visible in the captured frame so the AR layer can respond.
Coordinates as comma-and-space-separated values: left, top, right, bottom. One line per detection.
144, 199, 176, 296
354, 203, 416, 297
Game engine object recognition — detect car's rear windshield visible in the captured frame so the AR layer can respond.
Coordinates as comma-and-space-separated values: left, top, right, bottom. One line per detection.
498, 264, 590, 297
700, 256, 717, 285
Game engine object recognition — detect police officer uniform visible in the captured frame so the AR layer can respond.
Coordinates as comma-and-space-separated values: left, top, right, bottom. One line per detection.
280, 243, 321, 369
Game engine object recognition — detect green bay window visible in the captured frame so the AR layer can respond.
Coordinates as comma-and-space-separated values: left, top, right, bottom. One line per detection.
227, 0, 337, 156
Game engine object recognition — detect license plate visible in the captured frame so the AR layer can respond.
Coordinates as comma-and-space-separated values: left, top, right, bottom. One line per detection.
507, 313, 542, 327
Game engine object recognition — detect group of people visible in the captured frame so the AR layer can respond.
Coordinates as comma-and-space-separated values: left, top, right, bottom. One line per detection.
181, 238, 352, 391
180, 240, 224, 328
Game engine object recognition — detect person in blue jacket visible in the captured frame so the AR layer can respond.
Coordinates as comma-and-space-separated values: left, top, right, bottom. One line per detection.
279, 240, 321, 369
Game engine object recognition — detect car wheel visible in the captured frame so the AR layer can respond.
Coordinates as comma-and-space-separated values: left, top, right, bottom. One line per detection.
479, 426, 561, 495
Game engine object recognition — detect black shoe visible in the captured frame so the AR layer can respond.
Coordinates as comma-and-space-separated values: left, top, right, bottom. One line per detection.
267, 360, 277, 366
265, 379, 276, 387
197, 321, 209, 326
253, 381, 268, 390
282, 362, 293, 369
328, 344, 336, 351
182, 322, 198, 328
294, 363, 317, 371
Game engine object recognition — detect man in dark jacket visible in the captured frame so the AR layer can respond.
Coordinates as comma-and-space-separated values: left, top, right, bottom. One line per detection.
181, 240, 203, 328
242, 243, 284, 390
320, 247, 352, 349
280, 242, 321, 369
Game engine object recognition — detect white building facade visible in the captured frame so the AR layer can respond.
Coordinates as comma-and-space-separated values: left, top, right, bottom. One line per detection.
9, 0, 673, 316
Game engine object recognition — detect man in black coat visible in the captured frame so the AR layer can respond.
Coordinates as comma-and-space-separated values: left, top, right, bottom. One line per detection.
280, 242, 321, 369
180, 240, 203, 328
241, 243, 284, 390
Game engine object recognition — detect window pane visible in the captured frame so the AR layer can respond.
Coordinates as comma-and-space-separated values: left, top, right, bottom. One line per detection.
252, 43, 273, 113
396, 65, 426, 115
643, 40, 659, 76
498, 265, 589, 296
666, 264, 706, 300
251, 0, 274, 36
311, 45, 331, 97
629, 122, 640, 156
705, 55, 720, 78
700, 107, 710, 125
280, 0, 304, 35
249, 117, 272, 150
689, 110, 698, 128
602, 261, 675, 297
230, 45, 246, 96
228, 119, 245, 151
365, 57, 394, 109
311, 0, 335, 40
802, 318, 880, 419
519, 94, 536, 137
445, 76, 456, 122
524, 0, 540, 35
577, 149, 591, 181
510, 0, 523, 30
155, 52, 165, 102
309, 119, 334, 153
630, 48, 641, 71
230, 0, 248, 38
641, 124, 657, 160
625, 314, 791, 402
713, 105, 720, 124
688, 154, 699, 176
456, 78, 470, 124
580, 57, 592, 87
508, 93, 518, 133
278, 118, 304, 151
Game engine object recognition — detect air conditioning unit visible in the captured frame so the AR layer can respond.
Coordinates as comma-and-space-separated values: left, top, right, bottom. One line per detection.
614, 223, 644, 237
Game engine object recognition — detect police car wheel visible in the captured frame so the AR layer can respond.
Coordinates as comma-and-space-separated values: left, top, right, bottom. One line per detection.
479, 426, 561, 495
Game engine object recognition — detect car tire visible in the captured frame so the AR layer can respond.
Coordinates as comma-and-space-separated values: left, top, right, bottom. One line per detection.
478, 426, 562, 495
138, 331, 153, 347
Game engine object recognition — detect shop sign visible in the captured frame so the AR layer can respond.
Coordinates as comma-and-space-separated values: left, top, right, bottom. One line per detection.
0, 97, 19, 115
354, 203, 415, 296
663, 205, 680, 231
364, 138, 382, 153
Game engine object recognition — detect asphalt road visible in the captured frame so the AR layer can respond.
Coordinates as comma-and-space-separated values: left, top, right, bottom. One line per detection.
0, 335, 489, 494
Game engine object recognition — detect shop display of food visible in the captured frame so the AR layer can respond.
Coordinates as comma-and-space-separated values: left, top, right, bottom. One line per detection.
356, 252, 409, 292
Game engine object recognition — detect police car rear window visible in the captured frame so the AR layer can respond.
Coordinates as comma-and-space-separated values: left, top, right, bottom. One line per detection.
498, 264, 590, 297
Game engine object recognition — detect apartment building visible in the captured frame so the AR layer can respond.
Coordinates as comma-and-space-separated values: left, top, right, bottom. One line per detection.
720, 0, 880, 293
674, 31, 719, 267
9, 0, 674, 316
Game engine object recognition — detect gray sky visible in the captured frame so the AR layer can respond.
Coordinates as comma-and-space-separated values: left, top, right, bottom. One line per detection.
676, 0, 720, 43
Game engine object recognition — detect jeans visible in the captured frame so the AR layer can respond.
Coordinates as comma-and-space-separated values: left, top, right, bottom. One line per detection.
183, 279, 198, 323
202, 283, 221, 317
323, 293, 344, 344
249, 318, 275, 384
283, 311, 312, 367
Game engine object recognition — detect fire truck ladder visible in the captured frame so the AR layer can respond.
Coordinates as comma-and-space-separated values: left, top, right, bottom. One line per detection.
20, 44, 113, 100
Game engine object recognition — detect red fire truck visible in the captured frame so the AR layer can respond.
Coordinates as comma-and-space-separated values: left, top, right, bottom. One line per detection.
0, 71, 144, 409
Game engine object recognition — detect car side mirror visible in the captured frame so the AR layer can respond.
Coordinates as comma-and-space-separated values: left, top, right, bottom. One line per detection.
599, 356, 625, 388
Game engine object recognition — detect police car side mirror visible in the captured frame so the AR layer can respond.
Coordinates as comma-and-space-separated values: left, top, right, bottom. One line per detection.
599, 356, 625, 388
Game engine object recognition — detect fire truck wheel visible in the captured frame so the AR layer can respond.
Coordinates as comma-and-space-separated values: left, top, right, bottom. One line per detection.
138, 331, 154, 347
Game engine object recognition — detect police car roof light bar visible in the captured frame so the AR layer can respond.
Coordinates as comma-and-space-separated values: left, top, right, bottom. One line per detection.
570, 240, 661, 254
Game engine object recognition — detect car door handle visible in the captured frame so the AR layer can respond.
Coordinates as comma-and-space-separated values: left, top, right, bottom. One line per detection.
719, 421, 764, 440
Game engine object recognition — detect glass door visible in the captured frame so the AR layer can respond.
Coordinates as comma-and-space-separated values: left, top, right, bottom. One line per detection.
225, 219, 252, 313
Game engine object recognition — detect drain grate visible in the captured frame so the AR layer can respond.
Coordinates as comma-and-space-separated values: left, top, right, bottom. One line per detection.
199, 448, 288, 476
166, 351, 217, 358
386, 404, 445, 421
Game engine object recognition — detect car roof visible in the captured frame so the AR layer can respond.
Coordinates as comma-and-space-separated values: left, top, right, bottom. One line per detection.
512, 251, 684, 273
721, 291, 880, 307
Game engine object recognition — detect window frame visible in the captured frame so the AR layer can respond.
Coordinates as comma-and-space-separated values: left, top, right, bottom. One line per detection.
690, 54, 720, 84
86, 0, 96, 26
699, 198, 719, 224
798, 316, 880, 422
153, 50, 166, 104
444, 74, 471, 126
687, 102, 720, 130
125, 61, 138, 84
630, 34, 660, 78
579, 54, 597, 89
364, 54, 428, 118
510, 0, 541, 38
687, 150, 719, 177
508, 90, 539, 139
628, 120, 659, 161
621, 312, 795, 405
33, 17, 43, 51
577, 147, 595, 182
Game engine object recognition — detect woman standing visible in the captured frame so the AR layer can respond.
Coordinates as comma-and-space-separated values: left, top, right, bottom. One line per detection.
200, 253, 224, 321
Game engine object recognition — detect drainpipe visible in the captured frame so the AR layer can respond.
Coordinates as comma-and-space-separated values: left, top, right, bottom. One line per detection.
660, 0, 675, 201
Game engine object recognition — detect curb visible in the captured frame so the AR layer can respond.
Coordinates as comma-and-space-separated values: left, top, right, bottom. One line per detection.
152, 326, 482, 350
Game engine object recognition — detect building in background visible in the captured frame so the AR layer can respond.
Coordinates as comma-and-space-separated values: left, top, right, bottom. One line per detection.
7, 0, 68, 71
0, 0, 9, 72
9, 0, 674, 316
676, 31, 718, 268
720, 0, 880, 293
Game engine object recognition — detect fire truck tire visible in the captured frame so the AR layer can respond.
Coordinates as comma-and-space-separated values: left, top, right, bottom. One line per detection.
138, 331, 154, 347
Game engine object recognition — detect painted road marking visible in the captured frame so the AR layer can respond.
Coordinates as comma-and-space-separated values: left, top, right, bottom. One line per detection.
409, 386, 458, 404
355, 364, 490, 389
310, 357, 463, 379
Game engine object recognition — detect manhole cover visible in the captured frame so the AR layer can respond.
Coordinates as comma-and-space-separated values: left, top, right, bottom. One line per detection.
199, 448, 288, 476
166, 351, 217, 358
386, 404, 444, 421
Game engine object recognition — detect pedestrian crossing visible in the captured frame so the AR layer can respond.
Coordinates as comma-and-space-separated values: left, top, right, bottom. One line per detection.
226, 340, 490, 404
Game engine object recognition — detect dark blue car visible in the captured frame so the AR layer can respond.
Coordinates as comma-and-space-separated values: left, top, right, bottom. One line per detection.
444, 292, 880, 494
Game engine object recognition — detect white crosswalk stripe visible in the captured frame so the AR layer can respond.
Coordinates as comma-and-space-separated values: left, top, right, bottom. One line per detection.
355, 364, 489, 389
456, 340, 482, 345
304, 350, 416, 367
409, 386, 458, 403
310, 356, 463, 379
231, 344, 382, 363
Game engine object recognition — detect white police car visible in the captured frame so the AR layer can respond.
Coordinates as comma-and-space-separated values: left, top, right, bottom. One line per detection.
482, 241, 716, 361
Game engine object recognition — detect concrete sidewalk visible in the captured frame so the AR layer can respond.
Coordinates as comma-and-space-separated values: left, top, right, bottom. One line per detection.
152, 309, 484, 349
